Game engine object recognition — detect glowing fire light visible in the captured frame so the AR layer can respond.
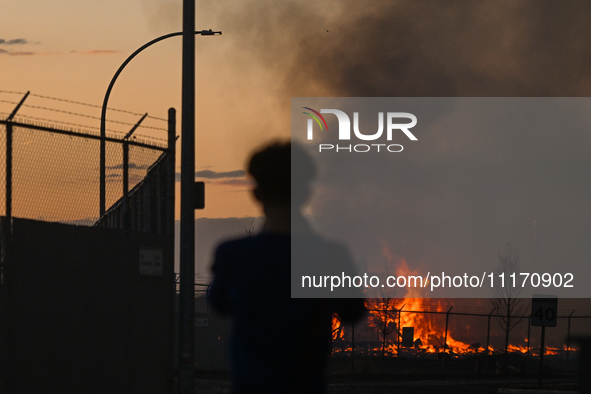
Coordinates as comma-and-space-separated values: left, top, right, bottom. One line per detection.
331, 241, 580, 360
507, 344, 528, 354
332, 315, 344, 340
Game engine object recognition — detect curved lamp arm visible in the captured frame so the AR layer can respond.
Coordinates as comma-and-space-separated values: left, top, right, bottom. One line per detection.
99, 29, 221, 216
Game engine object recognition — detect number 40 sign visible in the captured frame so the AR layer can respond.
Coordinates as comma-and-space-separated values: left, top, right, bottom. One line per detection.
531, 295, 558, 327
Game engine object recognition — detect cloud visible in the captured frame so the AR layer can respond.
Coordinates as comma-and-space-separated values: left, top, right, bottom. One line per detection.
0, 41, 55, 56
195, 170, 246, 179
174, 169, 246, 182
198, 170, 245, 179
4, 39, 28, 45
109, 166, 246, 183
71, 50, 120, 55
7, 51, 35, 56
213, 179, 254, 187
105, 163, 150, 170
0, 39, 33, 55
0, 38, 28, 46
0, 50, 36, 56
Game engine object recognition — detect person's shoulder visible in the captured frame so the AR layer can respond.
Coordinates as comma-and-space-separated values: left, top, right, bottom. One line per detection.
215, 236, 250, 251
215, 233, 289, 252
213, 238, 247, 263
211, 237, 251, 273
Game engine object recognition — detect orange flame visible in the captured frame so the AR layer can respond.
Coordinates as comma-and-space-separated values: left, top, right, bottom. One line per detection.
331, 241, 581, 359
507, 344, 528, 354
369, 243, 474, 355
332, 315, 344, 340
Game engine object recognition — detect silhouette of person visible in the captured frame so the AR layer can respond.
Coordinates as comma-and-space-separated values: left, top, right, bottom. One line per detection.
208, 141, 366, 393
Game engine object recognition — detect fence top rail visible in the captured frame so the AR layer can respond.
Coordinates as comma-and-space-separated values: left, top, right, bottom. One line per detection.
365, 307, 591, 319
0, 118, 168, 151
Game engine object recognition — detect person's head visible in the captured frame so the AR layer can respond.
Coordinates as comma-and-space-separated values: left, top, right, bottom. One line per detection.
248, 141, 316, 210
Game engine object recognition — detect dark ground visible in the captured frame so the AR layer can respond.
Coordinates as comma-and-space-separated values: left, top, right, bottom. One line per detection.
190, 352, 582, 393
192, 373, 579, 394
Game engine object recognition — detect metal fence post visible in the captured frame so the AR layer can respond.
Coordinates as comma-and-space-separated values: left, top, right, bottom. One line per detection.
122, 141, 129, 228
485, 308, 495, 374
122, 114, 147, 230
397, 305, 404, 373
5, 92, 29, 222
351, 321, 355, 375
5, 123, 12, 223
2, 91, 29, 394
397, 307, 402, 355
167, 108, 176, 237
442, 306, 452, 373
539, 325, 546, 387
1, 121, 12, 394
567, 310, 574, 373
527, 316, 531, 372
444, 307, 452, 351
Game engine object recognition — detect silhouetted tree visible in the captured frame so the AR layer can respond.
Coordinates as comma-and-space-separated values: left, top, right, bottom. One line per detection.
243, 217, 257, 237
490, 242, 527, 373
374, 297, 397, 374
367, 269, 401, 374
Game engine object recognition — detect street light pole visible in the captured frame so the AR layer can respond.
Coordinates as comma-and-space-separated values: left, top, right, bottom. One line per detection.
179, 0, 196, 392
97, 8, 221, 393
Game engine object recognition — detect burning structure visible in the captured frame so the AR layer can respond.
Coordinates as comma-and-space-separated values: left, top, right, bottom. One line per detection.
326, 241, 590, 375
327, 255, 588, 375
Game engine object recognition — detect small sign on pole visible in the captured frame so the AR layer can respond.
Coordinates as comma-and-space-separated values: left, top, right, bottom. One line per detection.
139, 247, 163, 277
531, 294, 557, 387
531, 295, 558, 327
195, 317, 209, 327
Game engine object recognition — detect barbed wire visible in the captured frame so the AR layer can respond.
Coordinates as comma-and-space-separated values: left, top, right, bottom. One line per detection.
0, 112, 168, 145
0, 90, 25, 95
1, 111, 97, 130
0, 89, 169, 122
0, 111, 120, 135
0, 99, 169, 133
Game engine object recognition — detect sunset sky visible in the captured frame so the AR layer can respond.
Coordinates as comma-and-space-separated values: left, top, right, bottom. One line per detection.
1, 0, 307, 219
4, 1, 591, 221
4, 1, 591, 291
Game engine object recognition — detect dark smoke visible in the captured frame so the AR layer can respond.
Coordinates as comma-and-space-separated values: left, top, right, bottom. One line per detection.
213, 0, 591, 97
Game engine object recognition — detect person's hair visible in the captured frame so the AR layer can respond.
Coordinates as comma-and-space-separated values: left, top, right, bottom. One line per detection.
248, 141, 315, 204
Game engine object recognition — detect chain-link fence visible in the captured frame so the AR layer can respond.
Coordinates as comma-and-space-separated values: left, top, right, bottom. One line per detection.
98, 146, 175, 234
0, 91, 173, 229
0, 91, 176, 393
192, 294, 591, 375
329, 302, 591, 375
